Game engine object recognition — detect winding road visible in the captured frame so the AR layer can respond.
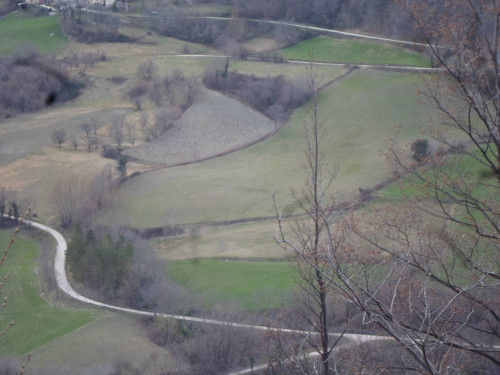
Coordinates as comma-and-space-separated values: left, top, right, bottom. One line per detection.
22, 218, 389, 373
36, 217, 385, 341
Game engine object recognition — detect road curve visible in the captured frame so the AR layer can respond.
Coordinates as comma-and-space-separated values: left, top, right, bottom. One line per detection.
25, 219, 389, 343
19, 219, 500, 374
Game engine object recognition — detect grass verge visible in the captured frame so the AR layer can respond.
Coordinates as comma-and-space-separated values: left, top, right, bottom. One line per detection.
0, 229, 95, 355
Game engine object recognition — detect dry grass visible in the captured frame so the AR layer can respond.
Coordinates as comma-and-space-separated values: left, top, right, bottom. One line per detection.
154, 220, 288, 260
26, 313, 174, 375
243, 37, 284, 53
0, 148, 113, 223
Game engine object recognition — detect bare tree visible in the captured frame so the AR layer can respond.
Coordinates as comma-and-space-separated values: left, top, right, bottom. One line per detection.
136, 60, 158, 81
400, 0, 500, 177
128, 82, 148, 110
53, 174, 88, 228
79, 122, 91, 138
90, 117, 100, 135
273, 62, 345, 375
149, 80, 164, 107
50, 128, 66, 148
278, 2, 500, 373
163, 75, 175, 105
84, 136, 100, 152
0, 188, 6, 218
139, 112, 149, 131
183, 75, 200, 110
110, 115, 125, 150
70, 137, 78, 150
128, 131, 136, 147
147, 108, 172, 141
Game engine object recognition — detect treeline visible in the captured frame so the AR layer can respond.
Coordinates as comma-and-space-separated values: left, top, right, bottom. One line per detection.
0, 53, 81, 119
67, 224, 133, 300
61, 9, 135, 44
186, 0, 420, 40
141, 311, 263, 374
203, 67, 312, 121
66, 221, 189, 311
150, 16, 316, 51
235, 0, 409, 34
0, 188, 31, 222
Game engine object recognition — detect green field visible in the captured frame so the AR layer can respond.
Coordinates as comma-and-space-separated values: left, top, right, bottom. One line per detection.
0, 230, 95, 355
167, 259, 296, 311
282, 35, 431, 67
0, 14, 67, 56
113, 69, 429, 228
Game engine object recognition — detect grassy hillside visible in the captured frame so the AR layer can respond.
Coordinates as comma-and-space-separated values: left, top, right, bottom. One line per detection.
112, 69, 429, 228
282, 35, 431, 67
0, 229, 95, 355
0, 14, 67, 56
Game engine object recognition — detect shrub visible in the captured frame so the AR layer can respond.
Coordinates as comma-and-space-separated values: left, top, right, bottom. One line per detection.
411, 138, 429, 163
101, 146, 121, 160
107, 76, 127, 85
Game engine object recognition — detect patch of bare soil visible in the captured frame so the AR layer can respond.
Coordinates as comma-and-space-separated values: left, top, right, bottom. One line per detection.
124, 88, 275, 165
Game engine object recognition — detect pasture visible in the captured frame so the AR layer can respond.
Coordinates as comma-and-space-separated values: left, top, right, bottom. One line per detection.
154, 220, 287, 260
0, 14, 67, 56
167, 259, 296, 311
282, 35, 431, 67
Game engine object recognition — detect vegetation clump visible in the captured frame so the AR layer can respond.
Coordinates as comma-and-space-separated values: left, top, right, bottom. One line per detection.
0, 53, 82, 119
66, 222, 184, 310
203, 69, 312, 121
61, 10, 135, 44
